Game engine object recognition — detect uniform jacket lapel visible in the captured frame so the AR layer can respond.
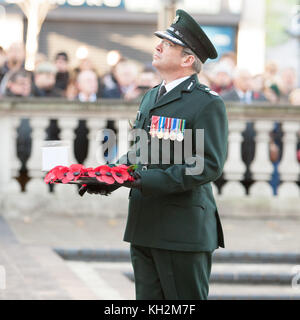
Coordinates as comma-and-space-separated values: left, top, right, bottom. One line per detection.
149, 74, 198, 113
147, 85, 160, 110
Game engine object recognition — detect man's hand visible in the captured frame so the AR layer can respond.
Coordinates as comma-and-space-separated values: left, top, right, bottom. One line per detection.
78, 171, 142, 196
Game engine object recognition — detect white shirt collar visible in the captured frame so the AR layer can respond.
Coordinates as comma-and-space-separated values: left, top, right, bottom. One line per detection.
236, 89, 252, 104
78, 92, 97, 102
161, 76, 191, 94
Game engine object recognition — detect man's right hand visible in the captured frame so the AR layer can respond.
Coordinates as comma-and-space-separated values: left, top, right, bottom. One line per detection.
78, 184, 120, 196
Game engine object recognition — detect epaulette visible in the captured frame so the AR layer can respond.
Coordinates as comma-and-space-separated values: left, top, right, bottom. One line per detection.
197, 84, 219, 97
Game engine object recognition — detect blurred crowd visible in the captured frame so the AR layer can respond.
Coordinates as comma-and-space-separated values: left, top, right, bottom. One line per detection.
1, 42, 300, 194
0, 42, 161, 103
0, 42, 299, 105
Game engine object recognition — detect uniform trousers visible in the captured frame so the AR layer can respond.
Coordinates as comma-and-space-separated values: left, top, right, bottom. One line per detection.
130, 244, 212, 300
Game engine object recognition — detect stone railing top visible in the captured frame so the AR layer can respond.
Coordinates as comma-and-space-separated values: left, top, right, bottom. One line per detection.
0, 98, 300, 121
0, 98, 139, 118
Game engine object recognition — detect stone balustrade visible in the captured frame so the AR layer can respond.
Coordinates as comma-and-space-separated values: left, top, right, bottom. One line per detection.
0, 98, 300, 218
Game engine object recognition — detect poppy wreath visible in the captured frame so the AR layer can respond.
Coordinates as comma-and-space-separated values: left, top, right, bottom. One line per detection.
44, 164, 137, 186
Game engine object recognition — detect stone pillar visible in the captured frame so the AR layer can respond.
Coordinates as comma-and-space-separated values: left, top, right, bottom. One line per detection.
58, 117, 78, 165
118, 119, 130, 162
249, 121, 273, 196
222, 120, 246, 196
277, 121, 300, 197
0, 116, 19, 193
85, 118, 106, 167
26, 117, 49, 193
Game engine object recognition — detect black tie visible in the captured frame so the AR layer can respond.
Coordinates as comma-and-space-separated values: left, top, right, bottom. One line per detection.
156, 85, 166, 102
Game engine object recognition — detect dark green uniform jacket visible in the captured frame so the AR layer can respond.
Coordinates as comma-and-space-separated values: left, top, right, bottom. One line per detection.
121, 73, 228, 252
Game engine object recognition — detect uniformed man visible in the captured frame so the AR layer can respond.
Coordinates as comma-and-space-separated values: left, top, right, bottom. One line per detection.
82, 9, 228, 300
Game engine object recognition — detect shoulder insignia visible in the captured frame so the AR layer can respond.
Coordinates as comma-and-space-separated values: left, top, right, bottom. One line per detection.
196, 84, 219, 97
208, 90, 219, 96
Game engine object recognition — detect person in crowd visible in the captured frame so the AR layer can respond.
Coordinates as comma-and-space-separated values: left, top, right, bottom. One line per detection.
100, 59, 140, 100
264, 61, 280, 87
222, 68, 267, 103
123, 64, 161, 101
4, 70, 33, 177
33, 61, 63, 97
5, 69, 32, 97
289, 89, 300, 167
135, 65, 161, 92
54, 51, 70, 94
1, 42, 25, 74
99, 59, 140, 162
73, 56, 98, 79
74, 69, 111, 164
218, 51, 237, 73
0, 46, 7, 83
65, 70, 79, 100
99, 51, 123, 99
0, 42, 26, 95
269, 71, 297, 194
33, 61, 63, 146
222, 68, 267, 193
76, 69, 99, 102
289, 88, 300, 106
250, 73, 277, 103
115, 60, 140, 100
210, 63, 233, 95
73, 69, 99, 164
270, 67, 297, 102
34, 53, 48, 69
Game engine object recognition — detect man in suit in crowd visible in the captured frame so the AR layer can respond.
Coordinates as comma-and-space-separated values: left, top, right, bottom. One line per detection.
222, 68, 267, 191
81, 9, 228, 300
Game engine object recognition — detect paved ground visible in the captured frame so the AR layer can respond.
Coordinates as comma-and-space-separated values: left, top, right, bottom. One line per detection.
6, 214, 300, 253
0, 213, 300, 300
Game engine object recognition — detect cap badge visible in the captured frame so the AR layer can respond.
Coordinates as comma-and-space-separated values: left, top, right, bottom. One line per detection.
173, 15, 180, 24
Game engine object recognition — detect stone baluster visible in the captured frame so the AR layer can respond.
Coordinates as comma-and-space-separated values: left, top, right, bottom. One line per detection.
222, 121, 246, 196
53, 118, 79, 196
85, 118, 106, 167
26, 117, 49, 193
277, 121, 300, 197
0, 116, 19, 193
249, 120, 274, 196
10, 117, 23, 179
58, 117, 78, 165
118, 119, 129, 162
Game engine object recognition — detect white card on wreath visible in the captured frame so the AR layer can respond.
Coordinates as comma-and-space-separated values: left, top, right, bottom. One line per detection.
42, 141, 70, 172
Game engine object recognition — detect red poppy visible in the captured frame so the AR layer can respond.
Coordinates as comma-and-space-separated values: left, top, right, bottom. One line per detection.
45, 164, 136, 186
44, 166, 69, 184
99, 165, 115, 184
85, 165, 104, 183
86, 166, 100, 178
111, 165, 130, 184
62, 164, 86, 184
127, 173, 135, 182
81, 167, 95, 177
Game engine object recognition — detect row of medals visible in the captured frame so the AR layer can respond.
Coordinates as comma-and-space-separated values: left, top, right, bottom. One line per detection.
150, 129, 184, 141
